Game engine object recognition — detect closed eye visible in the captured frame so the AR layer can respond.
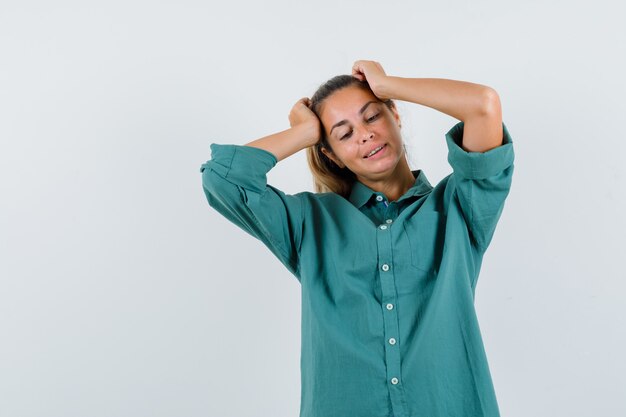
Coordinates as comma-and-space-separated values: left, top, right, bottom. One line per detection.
340, 113, 380, 140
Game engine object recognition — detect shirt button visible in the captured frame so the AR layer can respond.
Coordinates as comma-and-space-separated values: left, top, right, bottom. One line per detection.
376, 195, 384, 202
389, 338, 396, 345
385, 219, 393, 224
391, 377, 399, 385
386, 303, 394, 310
381, 264, 390, 272
379, 224, 387, 230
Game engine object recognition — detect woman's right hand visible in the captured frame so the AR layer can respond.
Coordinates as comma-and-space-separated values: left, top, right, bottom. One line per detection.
288, 97, 321, 147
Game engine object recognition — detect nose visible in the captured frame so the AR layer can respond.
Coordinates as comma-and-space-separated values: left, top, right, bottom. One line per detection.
360, 129, 374, 143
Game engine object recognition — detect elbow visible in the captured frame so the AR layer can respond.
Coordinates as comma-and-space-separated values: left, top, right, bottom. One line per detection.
201, 165, 220, 197
201, 166, 246, 208
478, 88, 502, 117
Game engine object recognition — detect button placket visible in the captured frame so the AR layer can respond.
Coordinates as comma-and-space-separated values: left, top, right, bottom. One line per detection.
376, 215, 406, 415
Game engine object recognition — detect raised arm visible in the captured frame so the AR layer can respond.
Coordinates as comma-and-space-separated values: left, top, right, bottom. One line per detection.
351, 60, 504, 153
199, 97, 322, 280
245, 97, 321, 161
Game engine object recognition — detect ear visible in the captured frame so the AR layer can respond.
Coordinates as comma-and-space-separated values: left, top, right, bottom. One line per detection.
321, 146, 346, 169
389, 102, 401, 128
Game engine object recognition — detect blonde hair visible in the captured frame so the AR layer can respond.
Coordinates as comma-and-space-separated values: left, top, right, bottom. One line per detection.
306, 75, 398, 199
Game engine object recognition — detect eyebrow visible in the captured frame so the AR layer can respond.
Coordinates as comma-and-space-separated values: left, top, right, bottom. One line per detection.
329, 101, 379, 137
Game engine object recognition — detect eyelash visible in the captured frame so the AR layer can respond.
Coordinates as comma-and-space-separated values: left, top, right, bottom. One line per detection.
340, 113, 380, 140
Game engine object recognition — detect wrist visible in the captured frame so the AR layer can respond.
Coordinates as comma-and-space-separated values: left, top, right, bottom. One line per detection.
297, 121, 321, 148
375, 76, 401, 101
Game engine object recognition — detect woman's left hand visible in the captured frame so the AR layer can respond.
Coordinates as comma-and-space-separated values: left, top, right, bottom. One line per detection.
351, 60, 391, 100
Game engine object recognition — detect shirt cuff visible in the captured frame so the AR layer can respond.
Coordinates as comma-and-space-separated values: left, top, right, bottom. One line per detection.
445, 121, 515, 180
200, 144, 278, 193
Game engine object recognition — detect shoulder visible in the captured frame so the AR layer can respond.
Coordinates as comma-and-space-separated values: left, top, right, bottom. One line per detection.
417, 174, 454, 213
296, 190, 346, 205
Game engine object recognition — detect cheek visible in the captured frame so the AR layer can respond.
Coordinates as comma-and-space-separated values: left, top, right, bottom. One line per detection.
347, 144, 363, 160
332, 145, 356, 164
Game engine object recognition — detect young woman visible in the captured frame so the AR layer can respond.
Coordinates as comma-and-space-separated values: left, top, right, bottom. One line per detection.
200, 60, 515, 417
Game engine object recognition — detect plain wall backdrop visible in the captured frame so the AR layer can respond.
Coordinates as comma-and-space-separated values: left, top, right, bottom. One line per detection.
1, 1, 625, 416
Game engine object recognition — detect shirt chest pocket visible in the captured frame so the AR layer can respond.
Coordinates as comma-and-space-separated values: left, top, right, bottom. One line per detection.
402, 210, 446, 273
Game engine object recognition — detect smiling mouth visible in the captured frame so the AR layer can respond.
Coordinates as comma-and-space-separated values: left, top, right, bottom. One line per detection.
364, 144, 387, 158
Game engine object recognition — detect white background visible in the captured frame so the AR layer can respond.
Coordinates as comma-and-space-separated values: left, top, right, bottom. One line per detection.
1, 1, 624, 416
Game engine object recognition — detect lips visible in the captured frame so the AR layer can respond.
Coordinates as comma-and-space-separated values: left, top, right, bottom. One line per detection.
363, 144, 386, 158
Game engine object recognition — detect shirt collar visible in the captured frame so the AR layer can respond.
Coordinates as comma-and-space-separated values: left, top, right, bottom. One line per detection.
348, 169, 433, 208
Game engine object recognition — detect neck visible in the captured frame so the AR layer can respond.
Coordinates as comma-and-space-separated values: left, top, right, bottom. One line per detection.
356, 157, 416, 202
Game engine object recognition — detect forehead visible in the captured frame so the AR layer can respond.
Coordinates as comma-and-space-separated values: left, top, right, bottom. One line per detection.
320, 87, 380, 123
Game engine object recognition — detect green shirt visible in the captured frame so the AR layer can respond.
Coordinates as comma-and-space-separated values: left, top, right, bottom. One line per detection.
200, 121, 515, 417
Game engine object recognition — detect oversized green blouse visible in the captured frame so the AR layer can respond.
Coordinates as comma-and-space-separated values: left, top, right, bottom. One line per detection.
200, 121, 515, 417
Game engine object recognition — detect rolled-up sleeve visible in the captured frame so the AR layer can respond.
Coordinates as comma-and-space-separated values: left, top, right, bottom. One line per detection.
445, 121, 515, 252
200, 144, 304, 280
